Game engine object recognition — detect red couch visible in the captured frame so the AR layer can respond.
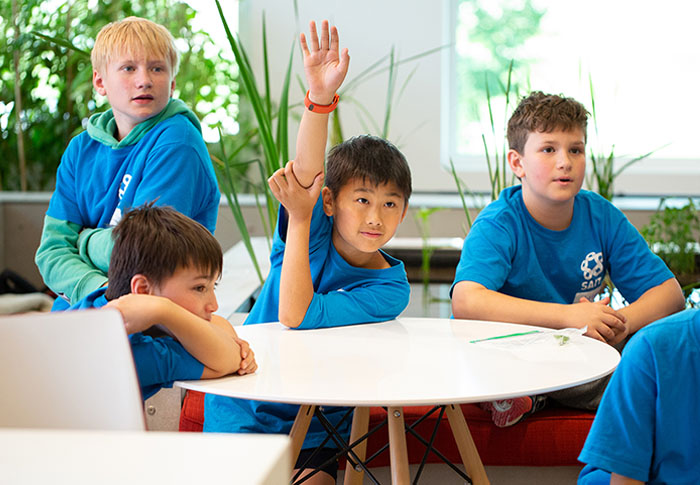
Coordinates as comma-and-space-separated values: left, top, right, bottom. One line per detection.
180, 390, 593, 467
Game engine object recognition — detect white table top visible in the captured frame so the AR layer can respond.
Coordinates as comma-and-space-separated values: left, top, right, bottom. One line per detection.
177, 317, 620, 407
0, 429, 290, 485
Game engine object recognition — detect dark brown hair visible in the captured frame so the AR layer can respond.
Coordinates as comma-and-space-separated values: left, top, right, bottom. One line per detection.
325, 135, 412, 203
105, 203, 222, 300
507, 91, 589, 153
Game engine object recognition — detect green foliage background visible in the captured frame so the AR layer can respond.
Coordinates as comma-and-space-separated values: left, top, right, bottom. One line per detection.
0, 0, 246, 191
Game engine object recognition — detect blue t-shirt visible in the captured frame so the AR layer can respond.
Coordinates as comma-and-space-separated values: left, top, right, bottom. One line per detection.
204, 196, 410, 447
47, 114, 219, 232
69, 288, 204, 400
578, 309, 700, 484
452, 186, 673, 305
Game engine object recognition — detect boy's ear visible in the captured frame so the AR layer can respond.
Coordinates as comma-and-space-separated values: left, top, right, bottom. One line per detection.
93, 70, 107, 96
170, 78, 176, 96
399, 201, 408, 223
130, 274, 155, 295
507, 149, 526, 179
321, 186, 334, 217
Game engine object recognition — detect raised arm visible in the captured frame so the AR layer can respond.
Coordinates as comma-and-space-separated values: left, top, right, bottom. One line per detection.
452, 281, 628, 342
268, 161, 324, 327
294, 20, 349, 187
107, 294, 242, 376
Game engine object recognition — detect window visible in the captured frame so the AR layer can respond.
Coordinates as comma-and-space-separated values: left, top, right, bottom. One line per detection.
446, 0, 700, 196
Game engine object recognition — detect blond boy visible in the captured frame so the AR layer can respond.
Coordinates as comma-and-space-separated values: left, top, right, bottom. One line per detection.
36, 17, 219, 309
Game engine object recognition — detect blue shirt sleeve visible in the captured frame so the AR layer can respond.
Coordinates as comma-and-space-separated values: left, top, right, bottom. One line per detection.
299, 270, 410, 329
578, 334, 656, 482
451, 215, 515, 294
603, 204, 674, 303
128, 333, 204, 400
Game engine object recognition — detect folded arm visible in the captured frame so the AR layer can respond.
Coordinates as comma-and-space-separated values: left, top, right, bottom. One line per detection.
613, 277, 684, 344
35, 215, 108, 303
107, 294, 241, 377
451, 281, 627, 342
610, 474, 644, 485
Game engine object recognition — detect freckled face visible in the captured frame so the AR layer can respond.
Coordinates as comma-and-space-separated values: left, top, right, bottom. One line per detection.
323, 179, 407, 266
92, 54, 174, 140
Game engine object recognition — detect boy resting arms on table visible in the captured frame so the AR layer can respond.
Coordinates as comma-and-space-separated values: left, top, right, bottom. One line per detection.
68, 204, 255, 400
451, 91, 684, 427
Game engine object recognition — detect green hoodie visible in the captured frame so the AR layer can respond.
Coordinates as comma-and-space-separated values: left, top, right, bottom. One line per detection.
86, 97, 201, 148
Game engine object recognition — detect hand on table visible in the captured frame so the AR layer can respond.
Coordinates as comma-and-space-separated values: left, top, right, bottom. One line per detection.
567, 296, 627, 343
235, 336, 257, 375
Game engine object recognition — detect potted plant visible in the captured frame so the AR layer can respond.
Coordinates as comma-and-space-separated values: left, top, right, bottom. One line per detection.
641, 198, 700, 300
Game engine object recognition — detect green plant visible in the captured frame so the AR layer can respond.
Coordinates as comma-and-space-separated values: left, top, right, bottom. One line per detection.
213, 2, 446, 283
641, 198, 700, 294
0, 0, 241, 191
481, 60, 518, 201
449, 62, 518, 234
212, 1, 300, 283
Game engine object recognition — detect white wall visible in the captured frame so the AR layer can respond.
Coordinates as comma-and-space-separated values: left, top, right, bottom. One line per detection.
237, 0, 456, 192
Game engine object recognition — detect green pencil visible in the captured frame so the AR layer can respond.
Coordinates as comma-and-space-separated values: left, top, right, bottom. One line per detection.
470, 330, 542, 344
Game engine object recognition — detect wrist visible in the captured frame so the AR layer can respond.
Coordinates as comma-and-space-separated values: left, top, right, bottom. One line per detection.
306, 89, 336, 105
287, 210, 313, 225
304, 90, 339, 114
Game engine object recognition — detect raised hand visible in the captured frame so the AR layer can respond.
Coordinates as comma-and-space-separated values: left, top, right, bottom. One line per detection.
300, 20, 350, 104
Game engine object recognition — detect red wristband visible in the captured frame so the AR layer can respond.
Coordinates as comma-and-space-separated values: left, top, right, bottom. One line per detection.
304, 90, 339, 114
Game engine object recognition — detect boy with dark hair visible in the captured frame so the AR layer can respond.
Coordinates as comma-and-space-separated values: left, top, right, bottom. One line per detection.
578, 309, 700, 484
451, 91, 684, 427
204, 21, 412, 484
36, 16, 220, 308
69, 204, 255, 400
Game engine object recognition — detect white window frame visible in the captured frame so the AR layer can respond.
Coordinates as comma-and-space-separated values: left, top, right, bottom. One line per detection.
441, 0, 700, 197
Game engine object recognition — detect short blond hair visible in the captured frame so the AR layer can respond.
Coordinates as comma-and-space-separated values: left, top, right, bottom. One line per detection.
91, 16, 179, 77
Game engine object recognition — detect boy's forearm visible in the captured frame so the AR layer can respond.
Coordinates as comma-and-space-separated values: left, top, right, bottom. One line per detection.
619, 277, 685, 333
293, 106, 331, 188
610, 473, 644, 485
35, 215, 108, 302
278, 214, 314, 328
452, 281, 571, 329
158, 302, 241, 374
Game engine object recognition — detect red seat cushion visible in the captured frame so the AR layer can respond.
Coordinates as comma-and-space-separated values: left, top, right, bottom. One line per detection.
179, 393, 593, 466
359, 404, 594, 467
179, 390, 205, 432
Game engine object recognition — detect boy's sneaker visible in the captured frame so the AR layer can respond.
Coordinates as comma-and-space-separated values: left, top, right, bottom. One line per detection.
480, 396, 546, 427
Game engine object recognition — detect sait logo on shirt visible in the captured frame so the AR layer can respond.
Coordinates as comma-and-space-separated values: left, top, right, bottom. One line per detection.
580, 251, 604, 290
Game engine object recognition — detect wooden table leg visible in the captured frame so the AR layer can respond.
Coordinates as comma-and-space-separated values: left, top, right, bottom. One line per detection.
343, 406, 370, 485
387, 406, 410, 485
445, 404, 490, 485
289, 404, 316, 466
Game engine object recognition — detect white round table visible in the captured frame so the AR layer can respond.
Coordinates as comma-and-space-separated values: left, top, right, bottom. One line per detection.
177, 317, 620, 485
